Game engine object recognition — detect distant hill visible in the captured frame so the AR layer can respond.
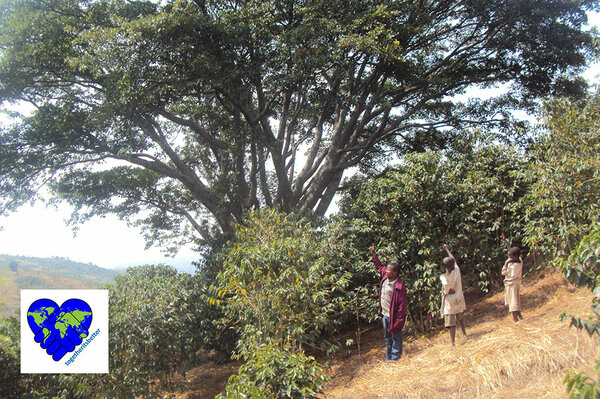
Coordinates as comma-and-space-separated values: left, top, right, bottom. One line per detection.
115, 256, 199, 275
0, 254, 121, 318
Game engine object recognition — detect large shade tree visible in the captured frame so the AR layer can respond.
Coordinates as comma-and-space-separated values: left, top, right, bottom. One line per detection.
0, 0, 597, 248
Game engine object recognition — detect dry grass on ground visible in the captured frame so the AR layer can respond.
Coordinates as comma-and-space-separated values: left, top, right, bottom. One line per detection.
323, 271, 600, 399
170, 270, 599, 399
169, 360, 241, 399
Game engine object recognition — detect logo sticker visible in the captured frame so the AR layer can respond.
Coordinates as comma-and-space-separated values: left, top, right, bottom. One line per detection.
21, 290, 108, 373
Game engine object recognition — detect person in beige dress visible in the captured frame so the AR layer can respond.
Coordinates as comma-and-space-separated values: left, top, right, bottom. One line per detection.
440, 244, 467, 346
502, 245, 524, 322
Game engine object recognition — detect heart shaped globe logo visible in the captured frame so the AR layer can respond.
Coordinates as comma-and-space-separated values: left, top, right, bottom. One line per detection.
27, 298, 93, 361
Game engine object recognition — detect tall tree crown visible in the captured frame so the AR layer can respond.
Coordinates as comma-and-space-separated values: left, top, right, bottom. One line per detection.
0, 0, 597, 248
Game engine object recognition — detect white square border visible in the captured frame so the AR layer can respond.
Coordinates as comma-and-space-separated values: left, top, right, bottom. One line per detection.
21, 289, 109, 374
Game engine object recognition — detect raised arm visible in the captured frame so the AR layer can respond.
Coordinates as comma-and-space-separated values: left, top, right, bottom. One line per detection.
500, 234, 511, 276
442, 244, 454, 260
370, 243, 386, 276
500, 233, 510, 251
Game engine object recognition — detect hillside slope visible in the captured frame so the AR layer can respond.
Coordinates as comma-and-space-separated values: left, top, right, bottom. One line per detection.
0, 255, 120, 317
172, 271, 599, 399
324, 271, 599, 399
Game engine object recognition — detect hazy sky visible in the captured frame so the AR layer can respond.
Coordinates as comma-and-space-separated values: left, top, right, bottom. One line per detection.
0, 203, 197, 268
0, 12, 599, 269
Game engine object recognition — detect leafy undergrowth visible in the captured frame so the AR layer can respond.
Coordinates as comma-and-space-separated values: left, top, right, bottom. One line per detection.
170, 270, 599, 398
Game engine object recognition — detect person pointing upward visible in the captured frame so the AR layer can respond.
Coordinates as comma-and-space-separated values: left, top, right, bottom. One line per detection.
369, 243, 408, 361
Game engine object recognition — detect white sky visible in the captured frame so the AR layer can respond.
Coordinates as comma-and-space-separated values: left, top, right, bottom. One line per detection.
0, 12, 598, 269
0, 203, 197, 268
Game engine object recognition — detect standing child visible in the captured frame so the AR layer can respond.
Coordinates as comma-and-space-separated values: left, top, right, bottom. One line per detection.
501, 235, 524, 322
440, 244, 467, 346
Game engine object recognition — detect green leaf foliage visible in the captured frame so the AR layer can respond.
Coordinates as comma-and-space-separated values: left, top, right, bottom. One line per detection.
103, 264, 205, 397
217, 341, 329, 399
213, 209, 351, 355
564, 359, 600, 399
522, 92, 600, 259
559, 224, 600, 293
321, 216, 382, 330
0, 317, 22, 398
337, 133, 528, 331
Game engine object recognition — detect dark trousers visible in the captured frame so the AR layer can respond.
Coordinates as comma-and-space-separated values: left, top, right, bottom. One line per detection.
382, 316, 403, 360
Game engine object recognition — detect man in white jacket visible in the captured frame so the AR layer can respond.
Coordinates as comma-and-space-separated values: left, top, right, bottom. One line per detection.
440, 244, 467, 346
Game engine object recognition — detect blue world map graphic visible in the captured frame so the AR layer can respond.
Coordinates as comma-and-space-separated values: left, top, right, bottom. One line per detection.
27, 298, 93, 361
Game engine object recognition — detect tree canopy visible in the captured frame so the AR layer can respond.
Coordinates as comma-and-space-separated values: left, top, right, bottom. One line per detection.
0, 0, 598, 248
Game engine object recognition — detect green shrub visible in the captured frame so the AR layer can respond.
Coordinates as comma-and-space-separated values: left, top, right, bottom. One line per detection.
214, 209, 350, 354
217, 341, 329, 399
0, 317, 23, 398
522, 93, 600, 259
104, 264, 205, 397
